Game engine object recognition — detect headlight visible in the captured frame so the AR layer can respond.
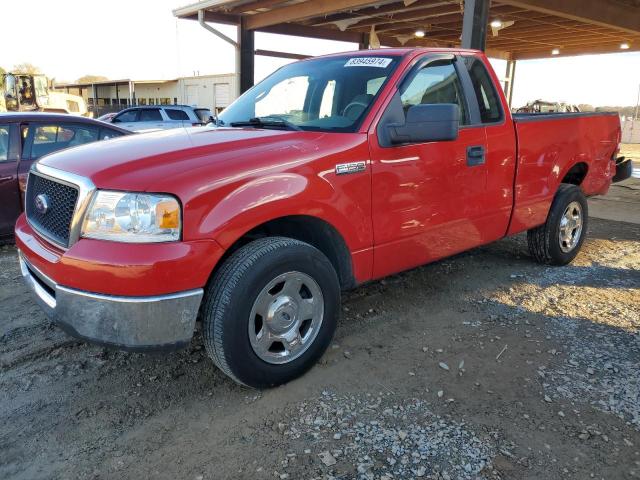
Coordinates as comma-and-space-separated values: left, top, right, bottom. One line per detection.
81, 191, 181, 243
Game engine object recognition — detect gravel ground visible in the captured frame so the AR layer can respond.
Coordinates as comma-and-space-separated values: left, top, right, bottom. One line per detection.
1, 179, 639, 480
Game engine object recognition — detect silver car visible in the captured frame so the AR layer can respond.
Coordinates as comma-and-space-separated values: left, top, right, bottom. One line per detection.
110, 105, 213, 132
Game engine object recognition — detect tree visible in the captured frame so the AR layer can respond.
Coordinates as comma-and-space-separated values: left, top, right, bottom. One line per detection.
76, 75, 108, 84
0, 66, 5, 76
12, 63, 41, 74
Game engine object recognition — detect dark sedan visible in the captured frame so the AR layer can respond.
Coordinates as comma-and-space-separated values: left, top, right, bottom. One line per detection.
0, 113, 130, 240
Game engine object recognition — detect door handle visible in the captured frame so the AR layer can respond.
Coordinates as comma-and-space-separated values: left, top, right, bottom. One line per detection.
467, 146, 485, 166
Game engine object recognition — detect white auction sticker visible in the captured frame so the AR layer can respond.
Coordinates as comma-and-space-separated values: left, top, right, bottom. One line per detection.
344, 57, 392, 68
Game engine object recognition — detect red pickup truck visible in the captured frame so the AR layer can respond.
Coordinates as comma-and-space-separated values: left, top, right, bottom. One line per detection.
15, 48, 630, 388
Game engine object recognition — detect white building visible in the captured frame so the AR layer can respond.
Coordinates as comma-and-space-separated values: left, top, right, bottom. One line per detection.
55, 74, 237, 116
622, 118, 640, 143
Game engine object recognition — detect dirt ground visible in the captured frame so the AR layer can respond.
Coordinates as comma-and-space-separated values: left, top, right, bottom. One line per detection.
1, 164, 639, 480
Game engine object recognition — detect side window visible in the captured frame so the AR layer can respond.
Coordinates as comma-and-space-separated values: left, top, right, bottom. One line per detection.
30, 124, 99, 159
65, 125, 99, 146
0, 125, 10, 162
112, 110, 138, 123
32, 125, 60, 146
140, 109, 163, 122
400, 62, 468, 125
463, 57, 502, 123
99, 129, 124, 140
165, 109, 190, 120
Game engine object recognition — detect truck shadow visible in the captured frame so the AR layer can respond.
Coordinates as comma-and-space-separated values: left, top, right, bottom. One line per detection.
587, 217, 640, 242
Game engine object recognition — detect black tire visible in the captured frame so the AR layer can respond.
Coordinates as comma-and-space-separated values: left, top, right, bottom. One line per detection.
201, 237, 340, 388
527, 184, 588, 265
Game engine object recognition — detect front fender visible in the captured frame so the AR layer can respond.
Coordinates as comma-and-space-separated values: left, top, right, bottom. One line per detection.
194, 171, 372, 253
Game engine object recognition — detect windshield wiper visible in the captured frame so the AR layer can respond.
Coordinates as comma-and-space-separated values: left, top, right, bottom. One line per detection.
229, 116, 302, 131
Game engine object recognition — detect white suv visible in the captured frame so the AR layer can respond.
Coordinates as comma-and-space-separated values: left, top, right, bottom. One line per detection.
110, 105, 213, 132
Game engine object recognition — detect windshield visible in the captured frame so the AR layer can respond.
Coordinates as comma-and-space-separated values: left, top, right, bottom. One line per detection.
218, 55, 400, 133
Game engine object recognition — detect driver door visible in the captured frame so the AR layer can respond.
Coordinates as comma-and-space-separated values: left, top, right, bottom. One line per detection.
369, 57, 490, 278
0, 123, 21, 238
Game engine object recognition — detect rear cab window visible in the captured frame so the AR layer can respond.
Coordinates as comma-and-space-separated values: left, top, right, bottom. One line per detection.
461, 56, 503, 124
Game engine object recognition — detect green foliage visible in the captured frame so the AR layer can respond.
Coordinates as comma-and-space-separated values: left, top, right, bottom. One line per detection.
75, 75, 109, 84
12, 63, 41, 74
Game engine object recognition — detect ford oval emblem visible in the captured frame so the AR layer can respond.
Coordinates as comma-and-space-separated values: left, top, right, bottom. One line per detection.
35, 194, 49, 215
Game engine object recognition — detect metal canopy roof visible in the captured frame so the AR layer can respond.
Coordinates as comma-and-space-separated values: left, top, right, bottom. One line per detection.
174, 0, 640, 60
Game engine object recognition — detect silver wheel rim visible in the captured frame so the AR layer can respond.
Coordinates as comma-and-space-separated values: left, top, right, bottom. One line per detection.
559, 201, 583, 253
248, 271, 324, 365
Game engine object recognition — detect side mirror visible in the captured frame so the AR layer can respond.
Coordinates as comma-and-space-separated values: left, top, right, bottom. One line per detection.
387, 103, 459, 145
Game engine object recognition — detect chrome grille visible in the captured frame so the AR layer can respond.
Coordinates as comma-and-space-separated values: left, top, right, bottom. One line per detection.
26, 173, 79, 247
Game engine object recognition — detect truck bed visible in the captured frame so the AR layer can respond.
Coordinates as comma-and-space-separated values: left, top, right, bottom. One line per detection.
512, 111, 619, 122
508, 111, 621, 235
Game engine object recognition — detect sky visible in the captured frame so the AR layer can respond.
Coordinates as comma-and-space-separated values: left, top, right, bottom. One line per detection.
1, 0, 639, 109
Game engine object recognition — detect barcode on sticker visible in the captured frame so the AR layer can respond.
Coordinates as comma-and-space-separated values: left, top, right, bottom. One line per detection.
344, 57, 392, 68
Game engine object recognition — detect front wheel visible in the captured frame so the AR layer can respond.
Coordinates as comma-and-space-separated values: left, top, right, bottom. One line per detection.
201, 237, 340, 388
527, 184, 588, 265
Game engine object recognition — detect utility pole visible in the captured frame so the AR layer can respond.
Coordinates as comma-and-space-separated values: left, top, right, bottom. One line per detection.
635, 83, 640, 120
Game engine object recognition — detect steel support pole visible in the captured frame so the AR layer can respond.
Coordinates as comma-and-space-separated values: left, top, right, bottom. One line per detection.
359, 33, 370, 50
92, 84, 97, 116
198, 10, 242, 97
461, 0, 491, 51
634, 83, 640, 120
128, 81, 134, 106
239, 17, 255, 94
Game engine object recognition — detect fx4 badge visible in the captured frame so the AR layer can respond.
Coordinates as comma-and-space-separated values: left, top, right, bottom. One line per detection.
335, 161, 366, 175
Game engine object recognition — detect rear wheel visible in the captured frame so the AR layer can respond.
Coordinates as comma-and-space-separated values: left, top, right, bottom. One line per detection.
527, 184, 588, 265
201, 237, 340, 388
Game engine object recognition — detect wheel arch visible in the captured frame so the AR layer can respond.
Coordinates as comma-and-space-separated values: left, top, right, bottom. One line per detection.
213, 215, 356, 291
560, 161, 589, 187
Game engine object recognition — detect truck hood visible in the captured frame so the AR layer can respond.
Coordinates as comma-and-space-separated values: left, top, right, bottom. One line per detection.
39, 127, 325, 193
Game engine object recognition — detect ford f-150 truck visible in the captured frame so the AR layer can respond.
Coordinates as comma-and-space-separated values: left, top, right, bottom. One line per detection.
15, 48, 632, 388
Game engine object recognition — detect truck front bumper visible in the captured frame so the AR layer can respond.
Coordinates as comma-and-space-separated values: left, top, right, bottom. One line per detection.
19, 251, 203, 352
